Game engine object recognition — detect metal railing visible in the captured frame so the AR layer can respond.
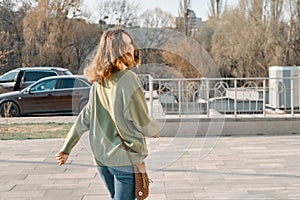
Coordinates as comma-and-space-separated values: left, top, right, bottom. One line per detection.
138, 75, 300, 118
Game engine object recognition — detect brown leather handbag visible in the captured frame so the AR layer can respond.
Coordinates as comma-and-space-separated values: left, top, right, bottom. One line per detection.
134, 163, 150, 199
100, 84, 151, 200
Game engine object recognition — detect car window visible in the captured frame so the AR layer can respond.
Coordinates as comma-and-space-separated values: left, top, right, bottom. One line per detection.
63, 71, 73, 75
57, 78, 89, 89
30, 79, 57, 92
57, 79, 76, 89
0, 71, 18, 82
74, 79, 90, 88
24, 71, 57, 82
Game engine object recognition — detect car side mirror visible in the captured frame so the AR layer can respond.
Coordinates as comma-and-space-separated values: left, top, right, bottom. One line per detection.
27, 87, 33, 94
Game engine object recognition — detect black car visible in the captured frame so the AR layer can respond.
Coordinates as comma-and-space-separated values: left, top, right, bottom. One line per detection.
0, 75, 91, 117
0, 67, 72, 94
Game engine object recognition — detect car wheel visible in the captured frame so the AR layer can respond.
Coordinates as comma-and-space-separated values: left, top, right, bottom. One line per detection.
78, 100, 88, 113
0, 101, 20, 117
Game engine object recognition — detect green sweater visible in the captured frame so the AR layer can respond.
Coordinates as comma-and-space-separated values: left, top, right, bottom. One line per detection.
60, 70, 159, 166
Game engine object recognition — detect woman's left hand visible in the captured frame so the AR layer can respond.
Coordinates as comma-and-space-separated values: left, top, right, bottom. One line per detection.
55, 152, 69, 166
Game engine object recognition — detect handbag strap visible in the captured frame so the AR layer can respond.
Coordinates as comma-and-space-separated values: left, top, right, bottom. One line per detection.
99, 83, 135, 165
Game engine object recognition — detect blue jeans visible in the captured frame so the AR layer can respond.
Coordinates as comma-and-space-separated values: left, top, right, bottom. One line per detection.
97, 166, 135, 200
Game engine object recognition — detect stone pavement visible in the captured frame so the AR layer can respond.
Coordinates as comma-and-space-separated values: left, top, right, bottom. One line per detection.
1, 135, 300, 200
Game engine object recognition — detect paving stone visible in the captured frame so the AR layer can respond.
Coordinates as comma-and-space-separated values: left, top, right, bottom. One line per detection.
1, 135, 300, 199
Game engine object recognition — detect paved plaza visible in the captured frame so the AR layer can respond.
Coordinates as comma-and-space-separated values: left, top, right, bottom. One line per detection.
1, 134, 300, 199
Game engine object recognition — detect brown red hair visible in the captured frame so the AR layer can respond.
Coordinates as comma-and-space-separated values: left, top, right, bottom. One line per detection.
84, 28, 140, 83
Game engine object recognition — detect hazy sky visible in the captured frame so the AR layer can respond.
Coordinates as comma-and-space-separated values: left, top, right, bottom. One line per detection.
83, 0, 239, 21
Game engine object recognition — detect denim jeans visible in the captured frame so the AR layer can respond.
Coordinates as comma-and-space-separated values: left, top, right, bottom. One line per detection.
97, 166, 135, 200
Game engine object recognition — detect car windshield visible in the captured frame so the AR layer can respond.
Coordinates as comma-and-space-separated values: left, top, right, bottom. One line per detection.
0, 71, 18, 82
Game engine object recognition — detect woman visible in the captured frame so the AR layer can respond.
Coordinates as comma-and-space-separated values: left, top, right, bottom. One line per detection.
56, 28, 159, 200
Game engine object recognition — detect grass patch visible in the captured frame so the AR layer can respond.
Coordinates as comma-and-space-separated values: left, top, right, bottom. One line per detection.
0, 123, 73, 140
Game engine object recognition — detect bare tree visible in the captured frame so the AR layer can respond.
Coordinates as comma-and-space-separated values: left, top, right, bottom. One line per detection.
209, 0, 224, 18
285, 0, 300, 65
0, 49, 13, 70
96, 0, 139, 28
160, 29, 218, 78
0, 0, 33, 72
178, 0, 191, 35
292, 0, 300, 64
208, 0, 288, 78
22, 0, 84, 69
140, 7, 173, 28
62, 20, 100, 73
200, 0, 299, 77
271, 0, 284, 23
134, 7, 174, 66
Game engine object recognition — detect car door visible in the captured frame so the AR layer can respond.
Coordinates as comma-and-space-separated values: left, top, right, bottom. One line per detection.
20, 79, 57, 114
0, 70, 19, 93
54, 78, 90, 112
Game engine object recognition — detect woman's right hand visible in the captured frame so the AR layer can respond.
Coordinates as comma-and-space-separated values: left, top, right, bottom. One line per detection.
55, 152, 69, 166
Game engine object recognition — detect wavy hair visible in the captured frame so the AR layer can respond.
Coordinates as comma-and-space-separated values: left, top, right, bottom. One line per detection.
84, 28, 140, 83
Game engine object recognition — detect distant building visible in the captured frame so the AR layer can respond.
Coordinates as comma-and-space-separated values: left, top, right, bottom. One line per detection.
171, 9, 204, 37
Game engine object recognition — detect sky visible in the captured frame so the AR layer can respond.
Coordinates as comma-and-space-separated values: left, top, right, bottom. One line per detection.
83, 0, 239, 21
